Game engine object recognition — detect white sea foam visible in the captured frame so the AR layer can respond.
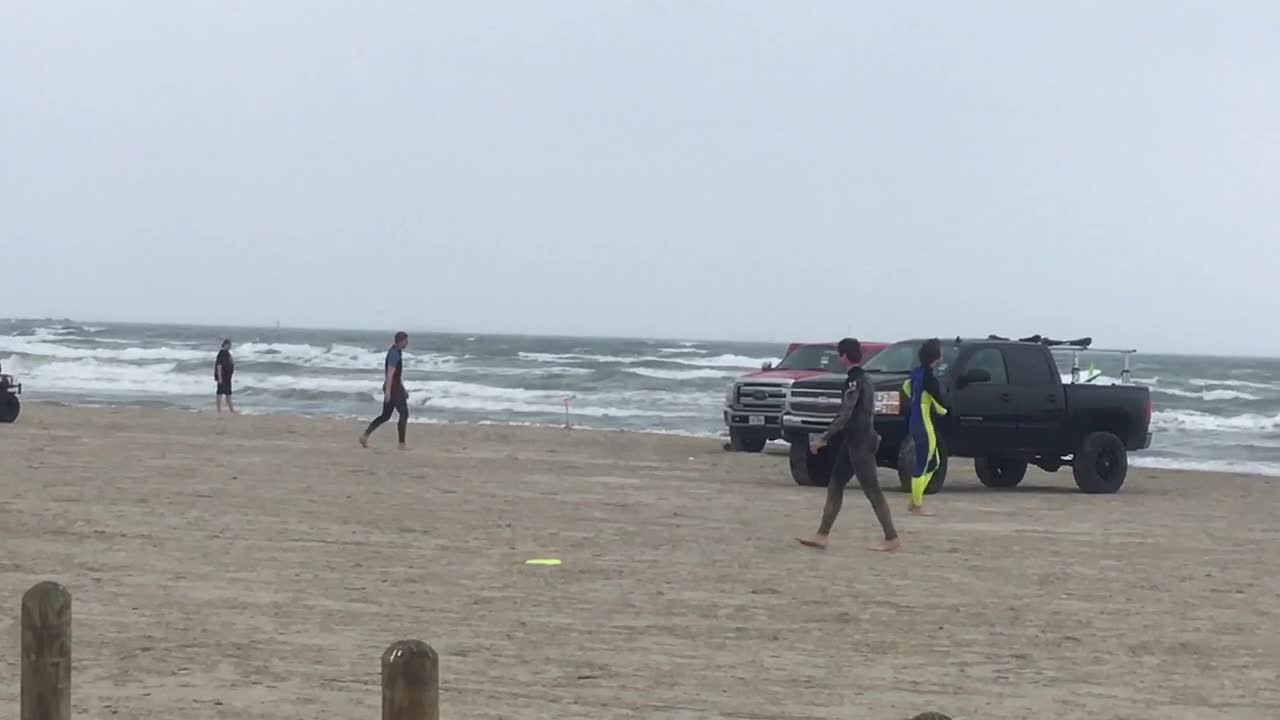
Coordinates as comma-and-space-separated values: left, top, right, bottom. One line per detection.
462, 365, 594, 377
627, 367, 739, 380
405, 380, 704, 418
8, 358, 207, 395
232, 342, 460, 371
518, 351, 772, 369
670, 353, 772, 368
421, 395, 701, 418
1132, 456, 1280, 477
1151, 409, 1280, 433
519, 351, 638, 364
1057, 372, 1161, 387
0, 337, 459, 372
1154, 388, 1262, 401
0, 337, 210, 362
1188, 378, 1277, 391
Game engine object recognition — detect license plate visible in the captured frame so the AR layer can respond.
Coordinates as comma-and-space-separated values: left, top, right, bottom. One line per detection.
748, 415, 765, 426
874, 391, 900, 415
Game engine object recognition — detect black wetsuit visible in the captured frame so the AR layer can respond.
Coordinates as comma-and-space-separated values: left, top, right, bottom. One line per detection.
816, 365, 897, 540
364, 345, 409, 443
215, 349, 234, 396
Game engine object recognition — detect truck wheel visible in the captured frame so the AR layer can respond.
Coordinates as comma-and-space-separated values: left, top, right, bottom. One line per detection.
782, 430, 809, 446
788, 437, 847, 487
975, 456, 1028, 488
0, 395, 19, 423
728, 429, 766, 453
896, 437, 948, 495
1072, 432, 1127, 494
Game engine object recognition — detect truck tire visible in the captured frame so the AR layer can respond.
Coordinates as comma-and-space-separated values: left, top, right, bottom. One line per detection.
1072, 432, 1127, 494
975, 456, 1028, 488
788, 437, 851, 487
0, 395, 19, 424
728, 429, 766, 453
896, 437, 948, 495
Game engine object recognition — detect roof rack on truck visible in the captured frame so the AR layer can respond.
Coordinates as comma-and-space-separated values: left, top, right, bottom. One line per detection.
981, 334, 1138, 384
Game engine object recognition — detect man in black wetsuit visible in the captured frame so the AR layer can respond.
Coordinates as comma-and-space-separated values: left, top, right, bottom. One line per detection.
797, 338, 900, 552
359, 331, 410, 449
214, 339, 236, 415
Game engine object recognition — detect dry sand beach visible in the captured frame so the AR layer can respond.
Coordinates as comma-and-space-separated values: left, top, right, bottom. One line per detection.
2, 404, 1278, 719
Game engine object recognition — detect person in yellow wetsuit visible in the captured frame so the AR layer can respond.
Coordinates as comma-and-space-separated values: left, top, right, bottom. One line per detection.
903, 339, 949, 515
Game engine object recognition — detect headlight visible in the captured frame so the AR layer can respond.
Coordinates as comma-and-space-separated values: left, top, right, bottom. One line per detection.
725, 383, 738, 405
874, 391, 901, 415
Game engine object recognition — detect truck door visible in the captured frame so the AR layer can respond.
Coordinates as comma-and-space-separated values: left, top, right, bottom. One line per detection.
1004, 345, 1067, 452
948, 346, 1016, 453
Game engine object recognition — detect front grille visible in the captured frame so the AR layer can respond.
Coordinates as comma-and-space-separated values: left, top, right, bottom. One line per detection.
786, 387, 842, 416
789, 401, 836, 415
735, 383, 787, 411
783, 386, 844, 415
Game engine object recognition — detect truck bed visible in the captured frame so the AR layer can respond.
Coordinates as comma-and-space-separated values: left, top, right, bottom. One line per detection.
1062, 383, 1152, 452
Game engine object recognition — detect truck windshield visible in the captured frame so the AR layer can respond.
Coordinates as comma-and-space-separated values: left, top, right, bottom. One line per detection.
863, 341, 960, 375
775, 345, 844, 372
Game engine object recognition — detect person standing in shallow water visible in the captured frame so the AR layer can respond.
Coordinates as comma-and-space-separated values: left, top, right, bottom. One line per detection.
797, 338, 900, 552
214, 339, 236, 415
360, 331, 410, 449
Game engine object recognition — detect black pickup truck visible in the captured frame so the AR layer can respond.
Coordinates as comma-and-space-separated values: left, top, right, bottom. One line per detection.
0, 363, 21, 423
779, 336, 1153, 494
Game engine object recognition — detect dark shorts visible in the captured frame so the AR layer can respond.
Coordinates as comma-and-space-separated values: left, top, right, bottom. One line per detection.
216, 380, 233, 396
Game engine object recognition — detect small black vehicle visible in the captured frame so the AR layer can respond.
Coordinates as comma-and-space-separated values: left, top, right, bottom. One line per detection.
780, 335, 1153, 494
0, 363, 21, 423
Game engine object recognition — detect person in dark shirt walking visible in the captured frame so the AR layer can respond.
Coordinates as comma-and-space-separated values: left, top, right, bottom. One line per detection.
214, 339, 236, 415
796, 338, 899, 552
359, 331, 410, 449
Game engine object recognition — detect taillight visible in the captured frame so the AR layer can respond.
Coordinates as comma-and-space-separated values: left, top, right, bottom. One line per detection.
1146, 396, 1152, 425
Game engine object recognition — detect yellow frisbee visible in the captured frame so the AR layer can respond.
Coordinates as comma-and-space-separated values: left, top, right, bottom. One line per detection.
524, 558, 562, 566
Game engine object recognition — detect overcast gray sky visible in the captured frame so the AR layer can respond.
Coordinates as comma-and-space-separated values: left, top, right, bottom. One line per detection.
2, 1, 1276, 355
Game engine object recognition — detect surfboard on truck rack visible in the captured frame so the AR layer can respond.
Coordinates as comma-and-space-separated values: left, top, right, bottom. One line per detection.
0, 362, 21, 423
780, 334, 1152, 494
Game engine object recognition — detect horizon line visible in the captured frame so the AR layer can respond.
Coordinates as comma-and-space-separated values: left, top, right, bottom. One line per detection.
3, 316, 1276, 361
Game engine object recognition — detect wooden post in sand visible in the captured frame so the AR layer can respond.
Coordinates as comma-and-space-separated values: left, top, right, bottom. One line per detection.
381, 640, 439, 720
21, 581, 72, 720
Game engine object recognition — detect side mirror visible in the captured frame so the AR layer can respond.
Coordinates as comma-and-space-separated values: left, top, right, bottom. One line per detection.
761, 361, 774, 371
957, 368, 992, 387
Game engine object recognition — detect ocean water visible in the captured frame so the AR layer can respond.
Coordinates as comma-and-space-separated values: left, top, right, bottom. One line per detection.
3, 320, 1279, 477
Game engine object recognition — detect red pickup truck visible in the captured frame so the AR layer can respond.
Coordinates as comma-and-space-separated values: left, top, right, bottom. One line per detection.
722, 341, 887, 452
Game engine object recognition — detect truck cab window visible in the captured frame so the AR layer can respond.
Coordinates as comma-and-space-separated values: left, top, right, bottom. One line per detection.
963, 348, 1009, 384
776, 346, 839, 371
864, 341, 960, 374
1004, 346, 1057, 386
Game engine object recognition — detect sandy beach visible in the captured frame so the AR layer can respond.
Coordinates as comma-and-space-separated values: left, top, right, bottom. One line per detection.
1, 404, 1278, 719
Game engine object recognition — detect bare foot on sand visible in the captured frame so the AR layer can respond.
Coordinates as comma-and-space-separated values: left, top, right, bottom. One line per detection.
358, 434, 368, 449
796, 535, 829, 550
908, 504, 936, 517
398, 443, 408, 451
869, 538, 900, 552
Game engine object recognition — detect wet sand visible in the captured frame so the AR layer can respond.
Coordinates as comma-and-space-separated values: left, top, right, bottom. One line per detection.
2, 404, 1278, 719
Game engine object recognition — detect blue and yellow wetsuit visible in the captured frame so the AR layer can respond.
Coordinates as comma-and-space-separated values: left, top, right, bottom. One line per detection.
903, 366, 949, 507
